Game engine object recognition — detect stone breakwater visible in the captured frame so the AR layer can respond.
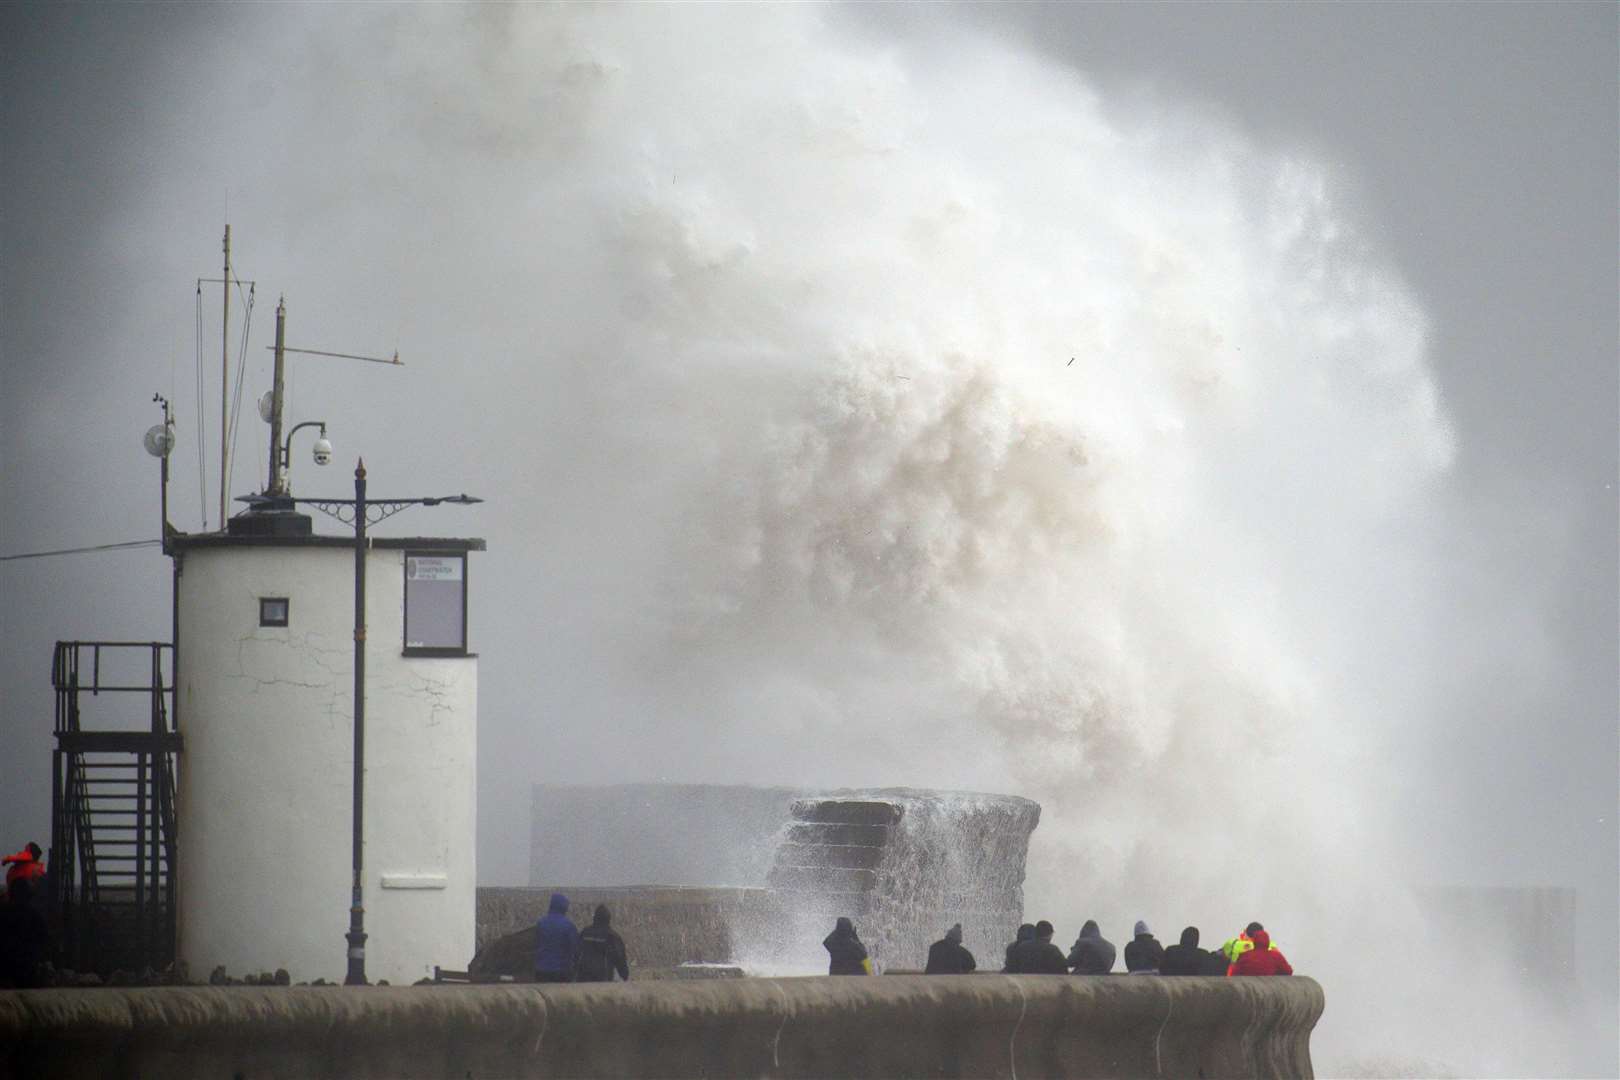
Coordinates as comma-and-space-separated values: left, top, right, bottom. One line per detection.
0, 976, 1323, 1079
511, 786, 1041, 971
474, 886, 772, 975
772, 790, 1041, 968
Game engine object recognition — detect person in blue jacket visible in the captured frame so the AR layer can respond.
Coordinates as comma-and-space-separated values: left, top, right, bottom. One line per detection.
534, 892, 580, 982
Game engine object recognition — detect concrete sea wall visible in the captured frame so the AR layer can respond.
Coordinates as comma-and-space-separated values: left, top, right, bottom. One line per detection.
0, 976, 1323, 1079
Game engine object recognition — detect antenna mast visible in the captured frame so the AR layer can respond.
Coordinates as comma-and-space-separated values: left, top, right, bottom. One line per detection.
220, 224, 232, 527
268, 297, 286, 494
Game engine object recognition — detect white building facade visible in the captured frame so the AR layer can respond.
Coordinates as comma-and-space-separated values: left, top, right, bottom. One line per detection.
172, 530, 481, 984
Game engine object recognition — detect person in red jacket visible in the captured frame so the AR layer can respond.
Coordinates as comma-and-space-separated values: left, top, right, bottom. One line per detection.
1228, 929, 1293, 976
1, 844, 44, 888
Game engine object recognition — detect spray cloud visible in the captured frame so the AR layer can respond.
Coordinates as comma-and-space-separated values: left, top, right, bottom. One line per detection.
18, 4, 1604, 1075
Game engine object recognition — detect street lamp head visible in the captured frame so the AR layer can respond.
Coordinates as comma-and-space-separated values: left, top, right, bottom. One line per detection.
312, 433, 333, 466
258, 391, 275, 424
422, 494, 483, 506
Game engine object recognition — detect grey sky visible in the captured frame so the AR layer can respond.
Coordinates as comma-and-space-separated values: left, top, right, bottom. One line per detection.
2, 3, 1614, 1074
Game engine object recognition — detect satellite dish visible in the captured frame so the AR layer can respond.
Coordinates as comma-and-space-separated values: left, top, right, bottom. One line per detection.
258, 391, 275, 423
144, 423, 175, 458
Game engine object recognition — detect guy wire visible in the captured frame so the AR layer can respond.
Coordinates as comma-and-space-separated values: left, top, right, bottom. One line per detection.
225, 279, 256, 502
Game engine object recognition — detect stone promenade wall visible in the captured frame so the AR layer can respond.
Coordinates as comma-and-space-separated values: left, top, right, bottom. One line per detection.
0, 976, 1323, 1079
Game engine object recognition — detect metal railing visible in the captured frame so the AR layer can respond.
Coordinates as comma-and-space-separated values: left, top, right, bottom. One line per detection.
49, 641, 180, 975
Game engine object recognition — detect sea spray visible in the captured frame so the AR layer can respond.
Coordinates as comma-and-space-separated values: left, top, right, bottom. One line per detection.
123, 4, 1566, 1072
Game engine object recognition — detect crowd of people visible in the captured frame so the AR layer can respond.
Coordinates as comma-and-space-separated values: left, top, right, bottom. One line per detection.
532, 891, 1294, 982
12, 846, 1295, 989
823, 918, 1294, 978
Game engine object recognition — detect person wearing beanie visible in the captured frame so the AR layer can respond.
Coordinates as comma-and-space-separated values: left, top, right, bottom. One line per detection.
925, 922, 977, 974
1067, 919, 1116, 974
1159, 926, 1216, 976
1228, 928, 1293, 976
1123, 920, 1165, 973
576, 904, 630, 982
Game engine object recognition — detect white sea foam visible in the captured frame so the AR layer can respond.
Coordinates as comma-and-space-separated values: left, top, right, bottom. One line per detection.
151, 5, 1593, 1073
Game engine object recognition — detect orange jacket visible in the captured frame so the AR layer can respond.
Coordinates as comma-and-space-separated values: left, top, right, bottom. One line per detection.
3, 848, 45, 887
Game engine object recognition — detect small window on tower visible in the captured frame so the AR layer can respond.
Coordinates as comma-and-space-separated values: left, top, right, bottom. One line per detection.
259, 597, 290, 627
404, 553, 467, 655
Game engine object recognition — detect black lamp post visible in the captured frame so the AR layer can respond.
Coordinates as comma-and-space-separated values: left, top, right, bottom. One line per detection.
240, 463, 481, 985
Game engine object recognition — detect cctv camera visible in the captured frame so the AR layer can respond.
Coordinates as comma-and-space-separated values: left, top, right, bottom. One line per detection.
312, 436, 333, 466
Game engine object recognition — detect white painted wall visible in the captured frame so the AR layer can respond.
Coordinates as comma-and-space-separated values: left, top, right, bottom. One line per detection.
175, 543, 477, 984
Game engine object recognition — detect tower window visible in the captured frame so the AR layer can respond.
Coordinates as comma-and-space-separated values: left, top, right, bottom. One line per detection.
404, 553, 467, 656
259, 597, 290, 627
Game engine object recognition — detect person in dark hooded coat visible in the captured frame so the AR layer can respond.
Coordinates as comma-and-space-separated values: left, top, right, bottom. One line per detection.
1198, 940, 1232, 975
576, 904, 630, 982
1002, 924, 1034, 972
1159, 926, 1215, 975
824, 917, 870, 975
924, 923, 976, 974
1123, 920, 1165, 973
1067, 919, 1116, 974
1006, 920, 1068, 973
533, 892, 580, 982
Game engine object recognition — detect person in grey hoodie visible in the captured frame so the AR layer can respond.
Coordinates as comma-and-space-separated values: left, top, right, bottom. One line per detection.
1123, 920, 1165, 973
1067, 919, 1115, 974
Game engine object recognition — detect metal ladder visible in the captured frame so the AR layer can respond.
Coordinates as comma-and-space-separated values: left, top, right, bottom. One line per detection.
50, 641, 181, 976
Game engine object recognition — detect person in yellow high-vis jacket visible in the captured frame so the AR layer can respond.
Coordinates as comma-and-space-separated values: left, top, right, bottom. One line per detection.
1221, 921, 1281, 975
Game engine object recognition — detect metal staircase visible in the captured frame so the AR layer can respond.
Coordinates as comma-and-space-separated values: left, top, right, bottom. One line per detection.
50, 641, 181, 976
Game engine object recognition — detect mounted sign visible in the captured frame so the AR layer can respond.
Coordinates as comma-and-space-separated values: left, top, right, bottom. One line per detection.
406, 556, 462, 583
404, 552, 468, 655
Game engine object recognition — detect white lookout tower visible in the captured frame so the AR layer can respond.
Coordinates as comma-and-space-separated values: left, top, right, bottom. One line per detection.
171, 513, 481, 985
165, 285, 483, 985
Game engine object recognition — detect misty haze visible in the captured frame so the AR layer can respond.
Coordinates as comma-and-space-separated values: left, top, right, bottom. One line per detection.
2, 4, 1615, 1078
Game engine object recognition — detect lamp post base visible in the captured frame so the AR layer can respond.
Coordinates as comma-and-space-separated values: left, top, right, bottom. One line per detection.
344, 903, 368, 985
